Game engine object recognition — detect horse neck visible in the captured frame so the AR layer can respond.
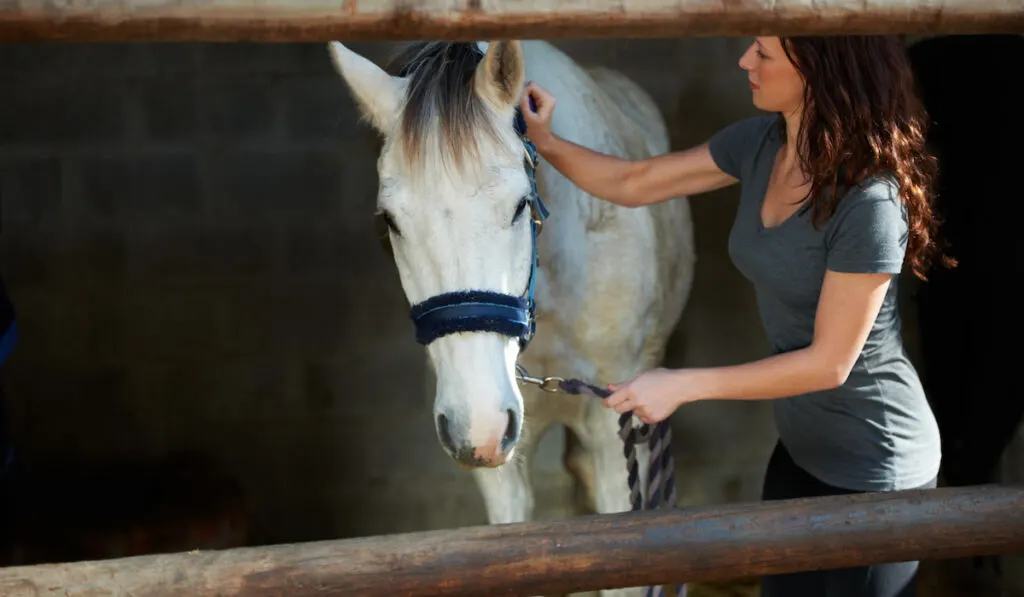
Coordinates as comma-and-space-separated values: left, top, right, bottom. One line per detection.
520, 42, 626, 279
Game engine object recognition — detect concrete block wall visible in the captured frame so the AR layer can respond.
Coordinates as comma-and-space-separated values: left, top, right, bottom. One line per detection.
0, 38, 784, 549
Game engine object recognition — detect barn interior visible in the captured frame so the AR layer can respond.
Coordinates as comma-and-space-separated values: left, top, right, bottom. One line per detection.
0, 22, 1020, 597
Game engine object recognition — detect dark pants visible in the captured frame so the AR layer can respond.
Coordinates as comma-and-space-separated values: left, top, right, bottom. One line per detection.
760, 441, 936, 597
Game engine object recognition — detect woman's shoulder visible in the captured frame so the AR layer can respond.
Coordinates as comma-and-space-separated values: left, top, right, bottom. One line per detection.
708, 114, 780, 180
824, 174, 909, 273
825, 173, 907, 243
711, 114, 779, 146
836, 173, 904, 218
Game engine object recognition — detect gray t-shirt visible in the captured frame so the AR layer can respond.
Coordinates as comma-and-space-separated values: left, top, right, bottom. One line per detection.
708, 114, 941, 492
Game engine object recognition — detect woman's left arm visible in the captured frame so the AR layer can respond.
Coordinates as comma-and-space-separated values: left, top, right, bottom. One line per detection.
605, 185, 908, 424
604, 269, 893, 423
693, 269, 892, 400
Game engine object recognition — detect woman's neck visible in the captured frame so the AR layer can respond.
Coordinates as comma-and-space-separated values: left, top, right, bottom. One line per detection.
778, 107, 805, 176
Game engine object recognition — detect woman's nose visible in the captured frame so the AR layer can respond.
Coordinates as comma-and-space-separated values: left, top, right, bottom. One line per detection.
738, 44, 756, 71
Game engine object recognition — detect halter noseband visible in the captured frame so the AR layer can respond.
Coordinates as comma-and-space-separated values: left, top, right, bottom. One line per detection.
378, 103, 551, 353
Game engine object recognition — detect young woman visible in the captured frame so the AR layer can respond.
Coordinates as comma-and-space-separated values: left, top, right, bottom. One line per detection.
519, 35, 953, 597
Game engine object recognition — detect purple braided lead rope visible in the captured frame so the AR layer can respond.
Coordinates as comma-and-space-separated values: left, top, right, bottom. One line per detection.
556, 378, 687, 597
644, 420, 683, 597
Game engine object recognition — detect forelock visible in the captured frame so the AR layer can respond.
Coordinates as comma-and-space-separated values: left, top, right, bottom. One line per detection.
386, 41, 519, 182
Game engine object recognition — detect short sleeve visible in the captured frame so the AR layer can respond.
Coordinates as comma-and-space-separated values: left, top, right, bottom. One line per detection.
825, 180, 908, 274
707, 115, 776, 181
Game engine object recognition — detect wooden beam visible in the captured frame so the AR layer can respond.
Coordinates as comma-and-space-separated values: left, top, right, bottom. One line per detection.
0, 0, 1021, 42
2, 484, 1023, 597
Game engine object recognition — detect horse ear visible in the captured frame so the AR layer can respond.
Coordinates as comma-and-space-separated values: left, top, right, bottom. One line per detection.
327, 41, 405, 133
473, 40, 526, 113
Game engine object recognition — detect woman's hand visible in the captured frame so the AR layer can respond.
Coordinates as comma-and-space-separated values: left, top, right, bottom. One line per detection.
519, 81, 556, 150
603, 368, 699, 424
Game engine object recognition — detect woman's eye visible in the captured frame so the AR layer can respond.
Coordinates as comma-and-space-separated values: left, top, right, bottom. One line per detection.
512, 198, 528, 223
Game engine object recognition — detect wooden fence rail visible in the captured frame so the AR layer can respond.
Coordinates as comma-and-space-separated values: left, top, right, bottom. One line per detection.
0, 0, 1022, 42
1, 484, 1022, 596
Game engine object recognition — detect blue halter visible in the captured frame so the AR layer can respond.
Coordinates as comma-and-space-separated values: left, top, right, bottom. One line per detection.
407, 103, 550, 352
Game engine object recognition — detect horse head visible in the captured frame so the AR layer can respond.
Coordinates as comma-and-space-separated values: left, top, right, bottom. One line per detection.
327, 40, 548, 468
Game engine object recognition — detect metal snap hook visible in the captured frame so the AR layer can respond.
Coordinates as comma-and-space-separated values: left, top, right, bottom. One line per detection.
515, 364, 565, 393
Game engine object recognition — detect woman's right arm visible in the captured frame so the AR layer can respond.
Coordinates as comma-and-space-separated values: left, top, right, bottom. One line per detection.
520, 82, 738, 208
538, 135, 737, 207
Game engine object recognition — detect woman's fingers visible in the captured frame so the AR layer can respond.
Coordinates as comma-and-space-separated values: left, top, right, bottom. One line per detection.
603, 387, 635, 414
519, 88, 534, 115
522, 81, 555, 122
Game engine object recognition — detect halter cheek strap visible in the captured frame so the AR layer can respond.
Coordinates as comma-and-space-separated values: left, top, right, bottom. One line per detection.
408, 105, 550, 353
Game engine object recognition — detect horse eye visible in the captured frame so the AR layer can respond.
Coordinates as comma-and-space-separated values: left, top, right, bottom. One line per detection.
375, 210, 400, 237
512, 197, 528, 224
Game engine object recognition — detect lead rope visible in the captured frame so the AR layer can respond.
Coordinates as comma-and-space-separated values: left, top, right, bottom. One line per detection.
517, 366, 687, 597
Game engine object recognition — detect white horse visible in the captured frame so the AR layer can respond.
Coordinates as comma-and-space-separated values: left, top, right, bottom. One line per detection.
327, 39, 696, 596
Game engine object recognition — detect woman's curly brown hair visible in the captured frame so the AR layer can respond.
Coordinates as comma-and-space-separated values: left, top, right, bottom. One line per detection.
778, 35, 956, 280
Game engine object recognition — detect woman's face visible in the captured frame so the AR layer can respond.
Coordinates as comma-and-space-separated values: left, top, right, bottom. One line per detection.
739, 37, 805, 114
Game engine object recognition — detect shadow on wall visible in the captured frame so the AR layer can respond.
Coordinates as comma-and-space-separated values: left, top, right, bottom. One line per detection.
906, 34, 1024, 491
0, 450, 250, 566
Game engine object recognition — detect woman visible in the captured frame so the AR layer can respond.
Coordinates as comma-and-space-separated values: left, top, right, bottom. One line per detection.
519, 36, 953, 597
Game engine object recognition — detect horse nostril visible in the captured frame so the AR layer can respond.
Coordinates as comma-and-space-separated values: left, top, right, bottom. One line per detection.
437, 413, 456, 454
501, 408, 519, 452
